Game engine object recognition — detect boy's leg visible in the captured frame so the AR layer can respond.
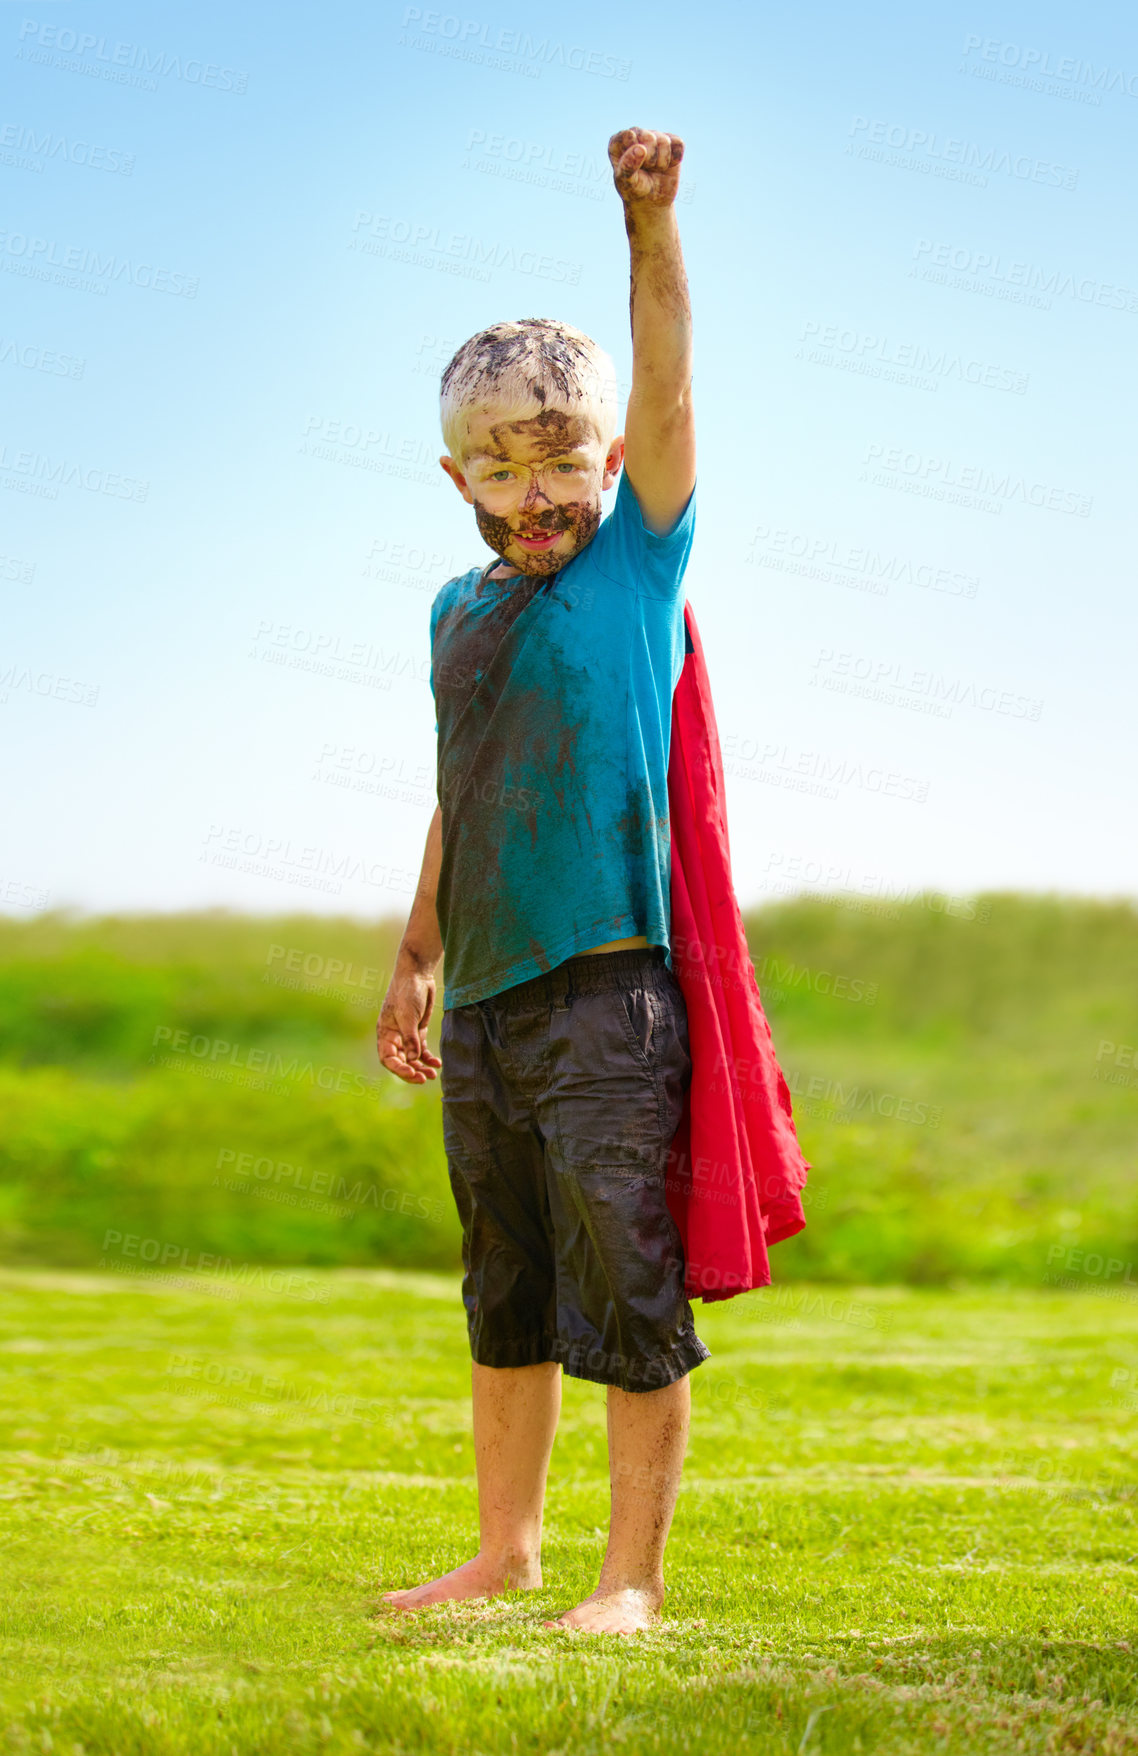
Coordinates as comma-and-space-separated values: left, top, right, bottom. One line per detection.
385, 987, 564, 1612
383, 1360, 560, 1609
538, 947, 707, 1634
545, 1374, 690, 1633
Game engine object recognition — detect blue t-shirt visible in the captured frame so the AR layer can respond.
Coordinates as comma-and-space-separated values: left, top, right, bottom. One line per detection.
429, 468, 696, 1009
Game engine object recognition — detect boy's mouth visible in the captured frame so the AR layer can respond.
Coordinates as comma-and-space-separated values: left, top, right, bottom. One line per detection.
514, 530, 561, 552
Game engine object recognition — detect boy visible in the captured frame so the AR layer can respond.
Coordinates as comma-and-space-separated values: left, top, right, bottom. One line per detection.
377, 127, 701, 1635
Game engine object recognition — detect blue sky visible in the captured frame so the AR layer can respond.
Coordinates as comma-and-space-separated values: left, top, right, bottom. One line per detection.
2, 0, 1135, 921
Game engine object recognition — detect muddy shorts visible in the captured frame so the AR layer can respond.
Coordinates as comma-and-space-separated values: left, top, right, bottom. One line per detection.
438, 944, 710, 1393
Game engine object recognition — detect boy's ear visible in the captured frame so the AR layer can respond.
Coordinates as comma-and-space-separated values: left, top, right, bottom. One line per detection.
439, 455, 474, 505
601, 435, 625, 491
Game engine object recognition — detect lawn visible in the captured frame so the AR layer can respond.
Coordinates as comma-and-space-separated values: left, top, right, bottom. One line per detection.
1, 1268, 1135, 1754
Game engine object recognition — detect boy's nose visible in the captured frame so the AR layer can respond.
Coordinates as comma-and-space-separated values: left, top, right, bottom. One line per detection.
520, 475, 553, 507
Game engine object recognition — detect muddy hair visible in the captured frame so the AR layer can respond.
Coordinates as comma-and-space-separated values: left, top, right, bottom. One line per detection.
439, 318, 619, 460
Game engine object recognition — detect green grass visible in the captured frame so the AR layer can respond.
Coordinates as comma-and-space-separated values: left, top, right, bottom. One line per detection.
1, 1269, 1136, 1754
2, 894, 1137, 1286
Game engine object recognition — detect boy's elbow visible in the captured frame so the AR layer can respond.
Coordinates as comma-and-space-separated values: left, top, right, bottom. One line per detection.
628, 380, 694, 424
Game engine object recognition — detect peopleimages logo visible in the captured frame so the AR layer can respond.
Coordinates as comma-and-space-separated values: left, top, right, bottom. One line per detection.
464, 128, 608, 184
863, 442, 1092, 518
198, 826, 418, 897
911, 240, 1138, 314
798, 319, 1027, 395
847, 116, 1078, 189
0, 122, 135, 174
721, 734, 929, 807
15, 19, 249, 92
0, 335, 85, 378
397, 8, 631, 80
0, 662, 99, 706
150, 1025, 388, 1100
810, 648, 1044, 722
350, 212, 582, 286
960, 35, 1138, 98
99, 1232, 326, 1301
747, 523, 979, 599
0, 442, 147, 501
0, 229, 198, 297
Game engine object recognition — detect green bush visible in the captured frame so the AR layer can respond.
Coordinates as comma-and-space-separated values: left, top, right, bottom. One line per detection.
1, 896, 1135, 1283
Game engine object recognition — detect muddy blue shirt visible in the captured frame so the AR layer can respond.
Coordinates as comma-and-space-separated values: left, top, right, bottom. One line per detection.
429, 469, 697, 1009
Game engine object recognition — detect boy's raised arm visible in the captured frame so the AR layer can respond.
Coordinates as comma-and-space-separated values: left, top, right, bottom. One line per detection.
608, 126, 695, 538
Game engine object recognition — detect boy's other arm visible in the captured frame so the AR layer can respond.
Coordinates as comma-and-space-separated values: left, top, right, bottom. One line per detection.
377, 803, 444, 1084
608, 126, 695, 538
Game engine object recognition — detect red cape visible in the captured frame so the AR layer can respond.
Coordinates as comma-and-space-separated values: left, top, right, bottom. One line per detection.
665, 600, 810, 1302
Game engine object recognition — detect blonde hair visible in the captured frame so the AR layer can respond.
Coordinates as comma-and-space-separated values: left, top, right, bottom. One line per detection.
440, 318, 619, 461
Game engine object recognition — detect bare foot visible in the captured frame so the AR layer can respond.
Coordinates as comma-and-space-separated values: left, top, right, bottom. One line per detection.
543, 1583, 664, 1635
381, 1552, 541, 1613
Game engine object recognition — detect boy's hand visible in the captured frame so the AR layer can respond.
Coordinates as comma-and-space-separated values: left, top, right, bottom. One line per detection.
377, 964, 443, 1084
608, 127, 684, 208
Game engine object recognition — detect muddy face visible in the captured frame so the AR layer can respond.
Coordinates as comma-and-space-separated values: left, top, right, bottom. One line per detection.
472, 495, 602, 577
447, 405, 619, 578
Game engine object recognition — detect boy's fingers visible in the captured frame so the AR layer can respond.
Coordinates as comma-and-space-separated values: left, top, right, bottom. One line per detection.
377, 1021, 415, 1067
385, 1049, 430, 1085
398, 1012, 443, 1072
610, 128, 683, 190
609, 125, 641, 161
407, 1033, 441, 1062
377, 1039, 421, 1083
390, 1003, 421, 1057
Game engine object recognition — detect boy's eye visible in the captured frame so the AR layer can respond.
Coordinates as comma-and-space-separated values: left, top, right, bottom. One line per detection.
488, 469, 513, 481
555, 462, 578, 473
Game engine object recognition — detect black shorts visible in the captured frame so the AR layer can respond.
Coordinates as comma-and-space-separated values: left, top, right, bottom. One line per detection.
439, 944, 710, 1393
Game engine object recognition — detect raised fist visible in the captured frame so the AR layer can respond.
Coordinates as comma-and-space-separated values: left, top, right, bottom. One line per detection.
608, 127, 684, 207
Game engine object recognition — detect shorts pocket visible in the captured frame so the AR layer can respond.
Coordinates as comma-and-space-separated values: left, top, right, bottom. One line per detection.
547, 988, 664, 1172
617, 984, 657, 1071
